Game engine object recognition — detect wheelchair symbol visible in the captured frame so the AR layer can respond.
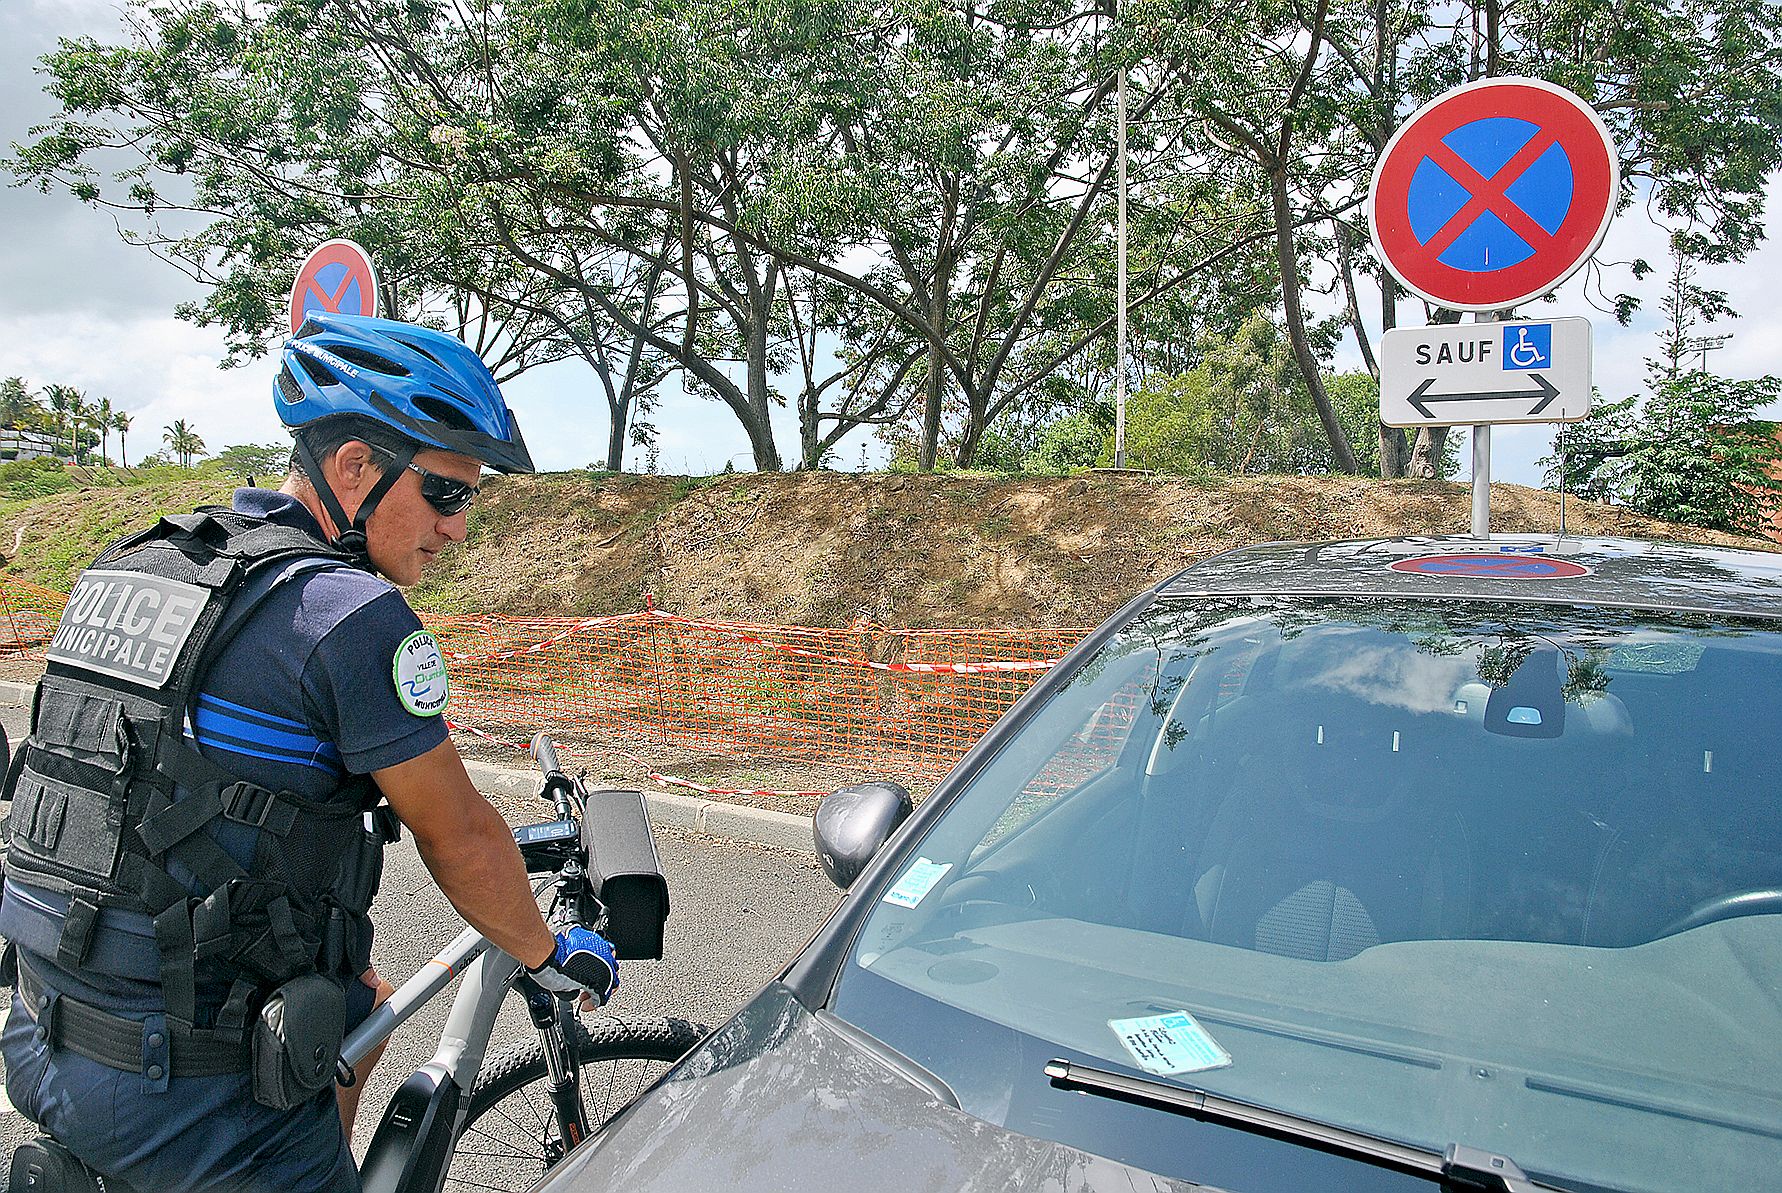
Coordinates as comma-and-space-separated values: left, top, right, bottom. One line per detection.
1509, 328, 1545, 366
1502, 323, 1552, 371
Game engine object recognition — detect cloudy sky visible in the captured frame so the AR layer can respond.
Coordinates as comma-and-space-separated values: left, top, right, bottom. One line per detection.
4, 0, 1777, 484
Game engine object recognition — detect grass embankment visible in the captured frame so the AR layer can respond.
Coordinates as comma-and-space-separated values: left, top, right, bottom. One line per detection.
1, 469, 1773, 627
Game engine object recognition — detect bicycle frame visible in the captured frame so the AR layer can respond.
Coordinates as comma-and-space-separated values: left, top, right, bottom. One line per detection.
349, 926, 511, 1193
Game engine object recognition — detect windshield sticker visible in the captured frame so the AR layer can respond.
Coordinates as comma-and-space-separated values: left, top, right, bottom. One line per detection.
1389, 554, 1591, 580
881, 858, 952, 909
1109, 1011, 1232, 1076
393, 630, 450, 717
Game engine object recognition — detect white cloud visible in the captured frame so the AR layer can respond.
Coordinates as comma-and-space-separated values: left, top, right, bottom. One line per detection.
0, 311, 276, 457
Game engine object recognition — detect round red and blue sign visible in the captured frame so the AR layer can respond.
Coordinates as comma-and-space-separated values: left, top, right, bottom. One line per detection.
1368, 79, 1618, 312
289, 239, 382, 334
1389, 553, 1592, 580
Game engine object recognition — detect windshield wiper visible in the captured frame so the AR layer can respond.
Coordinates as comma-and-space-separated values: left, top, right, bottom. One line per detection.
1044, 1059, 1567, 1193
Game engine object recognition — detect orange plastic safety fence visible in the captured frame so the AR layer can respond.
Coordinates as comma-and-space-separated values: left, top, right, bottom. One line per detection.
0, 577, 1092, 784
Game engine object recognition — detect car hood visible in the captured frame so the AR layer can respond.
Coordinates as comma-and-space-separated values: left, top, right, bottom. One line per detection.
544, 983, 1215, 1192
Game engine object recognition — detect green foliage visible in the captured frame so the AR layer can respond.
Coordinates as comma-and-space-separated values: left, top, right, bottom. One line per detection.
1545, 248, 1782, 534
0, 378, 48, 432
0, 458, 78, 501
202, 443, 288, 482
10, 0, 1782, 475
1025, 413, 1106, 475
1113, 318, 1383, 477
1550, 377, 1782, 535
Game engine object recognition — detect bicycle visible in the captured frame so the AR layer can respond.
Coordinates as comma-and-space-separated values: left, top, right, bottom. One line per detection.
8, 732, 708, 1193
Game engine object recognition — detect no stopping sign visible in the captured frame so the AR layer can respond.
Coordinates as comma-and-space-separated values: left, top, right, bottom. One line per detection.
1368, 79, 1618, 311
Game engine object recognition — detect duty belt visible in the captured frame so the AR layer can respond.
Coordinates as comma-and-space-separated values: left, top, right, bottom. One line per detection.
16, 955, 250, 1079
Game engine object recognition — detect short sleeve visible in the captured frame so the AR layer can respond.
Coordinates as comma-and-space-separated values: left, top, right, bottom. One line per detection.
302, 588, 450, 773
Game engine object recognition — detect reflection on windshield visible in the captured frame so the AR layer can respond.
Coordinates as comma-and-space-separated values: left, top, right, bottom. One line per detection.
832, 598, 1782, 1193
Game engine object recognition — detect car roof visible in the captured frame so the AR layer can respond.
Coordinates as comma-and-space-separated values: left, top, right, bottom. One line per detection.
1159, 534, 1782, 620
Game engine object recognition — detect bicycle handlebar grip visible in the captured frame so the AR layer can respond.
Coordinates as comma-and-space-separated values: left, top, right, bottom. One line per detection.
531, 732, 565, 779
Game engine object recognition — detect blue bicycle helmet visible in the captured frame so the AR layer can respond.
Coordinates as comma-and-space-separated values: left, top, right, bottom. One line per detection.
274, 311, 534, 568
275, 311, 534, 474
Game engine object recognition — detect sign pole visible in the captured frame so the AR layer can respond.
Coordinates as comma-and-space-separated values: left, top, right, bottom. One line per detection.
1470, 310, 1496, 536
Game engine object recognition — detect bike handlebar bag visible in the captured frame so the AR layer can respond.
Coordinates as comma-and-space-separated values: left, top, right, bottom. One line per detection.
580, 788, 669, 960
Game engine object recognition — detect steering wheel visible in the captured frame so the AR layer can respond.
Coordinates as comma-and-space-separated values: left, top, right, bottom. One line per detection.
1659, 889, 1782, 938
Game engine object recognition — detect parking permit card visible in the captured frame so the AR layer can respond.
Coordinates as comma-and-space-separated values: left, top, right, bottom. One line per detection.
881, 858, 952, 909
1109, 1011, 1232, 1076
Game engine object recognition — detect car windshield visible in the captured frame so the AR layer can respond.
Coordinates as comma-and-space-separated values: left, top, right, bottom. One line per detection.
830, 596, 1782, 1193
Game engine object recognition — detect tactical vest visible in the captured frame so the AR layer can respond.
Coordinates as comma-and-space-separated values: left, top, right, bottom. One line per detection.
2, 507, 395, 1038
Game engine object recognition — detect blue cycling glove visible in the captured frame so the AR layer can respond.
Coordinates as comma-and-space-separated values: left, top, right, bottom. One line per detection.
527, 926, 620, 1003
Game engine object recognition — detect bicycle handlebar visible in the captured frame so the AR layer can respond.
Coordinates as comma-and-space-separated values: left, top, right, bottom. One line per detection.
531, 731, 576, 821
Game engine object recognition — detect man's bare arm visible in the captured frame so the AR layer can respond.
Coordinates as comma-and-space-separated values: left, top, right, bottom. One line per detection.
374, 738, 556, 970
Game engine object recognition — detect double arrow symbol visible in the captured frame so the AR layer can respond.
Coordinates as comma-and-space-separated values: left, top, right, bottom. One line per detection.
1407, 373, 1560, 419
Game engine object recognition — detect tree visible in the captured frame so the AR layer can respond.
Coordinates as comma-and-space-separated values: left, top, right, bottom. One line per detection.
41, 385, 80, 458
1115, 316, 1384, 475
12, 0, 1782, 481
92, 397, 114, 466
162, 420, 205, 468
209, 443, 288, 482
112, 409, 133, 468
1544, 249, 1782, 533
0, 378, 43, 431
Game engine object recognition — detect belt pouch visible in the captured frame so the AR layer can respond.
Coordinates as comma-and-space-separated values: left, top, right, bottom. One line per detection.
251, 973, 345, 1110
8, 1136, 107, 1193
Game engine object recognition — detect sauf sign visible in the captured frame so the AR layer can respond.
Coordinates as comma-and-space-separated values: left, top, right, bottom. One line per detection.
1379, 317, 1591, 426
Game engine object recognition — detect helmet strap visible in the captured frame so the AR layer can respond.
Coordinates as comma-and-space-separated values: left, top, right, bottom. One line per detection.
293, 434, 416, 573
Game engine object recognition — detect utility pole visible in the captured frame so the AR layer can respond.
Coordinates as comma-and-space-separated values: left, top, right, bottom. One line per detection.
1113, 2, 1129, 469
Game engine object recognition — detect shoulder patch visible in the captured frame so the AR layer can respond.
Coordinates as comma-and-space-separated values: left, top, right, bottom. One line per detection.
393, 630, 449, 717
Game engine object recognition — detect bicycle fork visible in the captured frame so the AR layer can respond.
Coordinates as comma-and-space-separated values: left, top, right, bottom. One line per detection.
521, 981, 593, 1158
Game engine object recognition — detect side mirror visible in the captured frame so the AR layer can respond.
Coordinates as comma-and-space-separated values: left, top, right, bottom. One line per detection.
814, 781, 913, 890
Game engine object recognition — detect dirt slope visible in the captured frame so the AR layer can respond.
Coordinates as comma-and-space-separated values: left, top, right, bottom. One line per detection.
0, 471, 1769, 628
406, 471, 1771, 627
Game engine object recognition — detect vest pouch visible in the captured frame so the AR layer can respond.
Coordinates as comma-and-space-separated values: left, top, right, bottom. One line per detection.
252, 971, 345, 1110
9, 769, 122, 886
8, 683, 135, 890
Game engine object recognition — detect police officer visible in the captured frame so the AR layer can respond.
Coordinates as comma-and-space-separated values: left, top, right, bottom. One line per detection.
0, 313, 617, 1191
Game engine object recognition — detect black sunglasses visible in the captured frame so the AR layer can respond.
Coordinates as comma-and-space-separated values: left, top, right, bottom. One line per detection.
405, 461, 481, 515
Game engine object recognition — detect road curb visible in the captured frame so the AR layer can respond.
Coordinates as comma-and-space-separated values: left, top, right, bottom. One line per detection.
0, 678, 815, 857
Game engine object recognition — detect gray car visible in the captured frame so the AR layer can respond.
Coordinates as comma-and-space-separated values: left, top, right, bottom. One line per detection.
541, 535, 1782, 1193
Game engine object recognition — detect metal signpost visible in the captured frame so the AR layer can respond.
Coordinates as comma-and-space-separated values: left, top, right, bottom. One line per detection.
1368, 78, 1618, 536
290, 238, 383, 334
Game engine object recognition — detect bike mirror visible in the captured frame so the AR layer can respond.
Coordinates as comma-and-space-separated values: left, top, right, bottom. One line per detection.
814, 781, 913, 890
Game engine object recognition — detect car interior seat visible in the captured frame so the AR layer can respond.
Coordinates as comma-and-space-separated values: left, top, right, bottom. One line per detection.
1178, 697, 1474, 961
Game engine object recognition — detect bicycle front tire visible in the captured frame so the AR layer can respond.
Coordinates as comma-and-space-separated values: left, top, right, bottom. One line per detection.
444, 1015, 706, 1192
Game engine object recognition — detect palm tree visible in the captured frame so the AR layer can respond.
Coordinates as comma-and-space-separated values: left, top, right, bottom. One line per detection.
112, 409, 133, 467
0, 378, 39, 431
42, 384, 80, 457
69, 395, 95, 464
95, 397, 114, 466
163, 419, 205, 467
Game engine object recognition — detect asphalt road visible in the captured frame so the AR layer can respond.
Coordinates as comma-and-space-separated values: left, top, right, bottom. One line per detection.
0, 702, 844, 1168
